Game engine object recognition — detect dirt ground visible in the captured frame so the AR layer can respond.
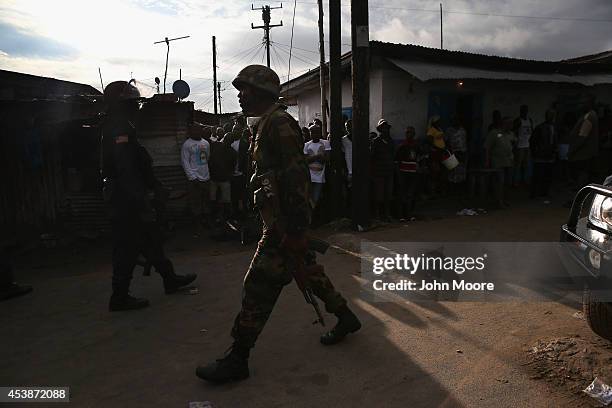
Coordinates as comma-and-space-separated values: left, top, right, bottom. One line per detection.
1, 193, 611, 407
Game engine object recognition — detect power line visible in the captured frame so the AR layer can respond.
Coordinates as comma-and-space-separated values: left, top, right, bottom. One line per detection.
290, 1, 612, 23
444, 9, 612, 23
288, 0, 298, 81
274, 43, 320, 66
273, 42, 323, 64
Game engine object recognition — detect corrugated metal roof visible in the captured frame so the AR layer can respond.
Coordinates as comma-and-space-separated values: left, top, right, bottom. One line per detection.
387, 58, 612, 86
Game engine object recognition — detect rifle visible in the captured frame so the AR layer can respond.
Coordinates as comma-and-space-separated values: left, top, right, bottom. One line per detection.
289, 238, 330, 327
252, 171, 329, 327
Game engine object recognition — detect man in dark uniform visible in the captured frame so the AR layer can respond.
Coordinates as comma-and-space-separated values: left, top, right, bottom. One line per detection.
100, 81, 196, 311
0, 244, 32, 302
196, 65, 361, 383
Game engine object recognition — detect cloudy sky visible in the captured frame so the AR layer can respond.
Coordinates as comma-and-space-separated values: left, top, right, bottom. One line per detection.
1, 0, 611, 112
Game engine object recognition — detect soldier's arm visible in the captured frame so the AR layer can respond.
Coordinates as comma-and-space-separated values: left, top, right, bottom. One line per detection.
272, 116, 312, 234
113, 141, 147, 209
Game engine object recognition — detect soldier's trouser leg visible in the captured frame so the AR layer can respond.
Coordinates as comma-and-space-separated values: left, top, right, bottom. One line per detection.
0, 252, 14, 289
111, 217, 142, 296
140, 221, 173, 275
231, 238, 349, 350
304, 251, 347, 314
231, 237, 290, 350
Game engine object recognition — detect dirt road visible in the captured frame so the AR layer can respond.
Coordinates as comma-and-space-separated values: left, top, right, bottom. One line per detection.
0, 199, 607, 407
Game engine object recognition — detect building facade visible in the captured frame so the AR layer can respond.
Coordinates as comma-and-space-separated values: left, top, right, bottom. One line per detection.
281, 42, 612, 144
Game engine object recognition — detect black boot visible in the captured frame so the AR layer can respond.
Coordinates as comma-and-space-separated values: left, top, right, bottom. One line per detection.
196, 344, 250, 384
320, 305, 361, 345
109, 293, 149, 312
163, 273, 197, 294
0, 283, 33, 302
157, 261, 197, 294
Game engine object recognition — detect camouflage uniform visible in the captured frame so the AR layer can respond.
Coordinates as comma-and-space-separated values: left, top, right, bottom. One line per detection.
231, 103, 347, 349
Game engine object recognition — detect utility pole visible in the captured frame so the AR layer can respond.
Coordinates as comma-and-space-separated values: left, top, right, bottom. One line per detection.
218, 82, 222, 114
351, 0, 370, 230
212, 36, 218, 115
153, 35, 190, 93
98, 67, 104, 91
251, 4, 283, 68
317, 0, 327, 134
440, 3, 444, 50
329, 0, 342, 218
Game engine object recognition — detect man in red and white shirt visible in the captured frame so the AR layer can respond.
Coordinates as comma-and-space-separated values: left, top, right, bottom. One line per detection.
394, 126, 419, 221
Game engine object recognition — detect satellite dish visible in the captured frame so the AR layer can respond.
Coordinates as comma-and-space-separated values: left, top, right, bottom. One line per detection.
172, 80, 190, 99
154, 77, 160, 85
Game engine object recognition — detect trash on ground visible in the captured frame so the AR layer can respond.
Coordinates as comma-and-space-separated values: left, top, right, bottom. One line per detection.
573, 311, 585, 320
200, 328, 208, 333
583, 377, 612, 406
456, 208, 478, 216
189, 402, 214, 408
456, 349, 463, 354
187, 288, 199, 295
527, 336, 612, 397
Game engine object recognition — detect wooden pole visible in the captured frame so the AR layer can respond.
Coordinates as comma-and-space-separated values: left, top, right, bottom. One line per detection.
440, 3, 444, 50
218, 82, 222, 114
351, 0, 370, 230
213, 36, 218, 115
329, 0, 343, 218
98, 67, 104, 91
317, 0, 328, 135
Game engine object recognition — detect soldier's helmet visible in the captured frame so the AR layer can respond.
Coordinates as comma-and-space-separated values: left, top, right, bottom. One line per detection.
103, 81, 141, 105
232, 65, 280, 98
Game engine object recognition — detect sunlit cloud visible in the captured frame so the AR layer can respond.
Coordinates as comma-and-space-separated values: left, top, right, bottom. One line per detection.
0, 0, 611, 112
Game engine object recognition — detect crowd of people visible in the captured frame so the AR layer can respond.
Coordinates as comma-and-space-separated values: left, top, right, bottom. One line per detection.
181, 97, 612, 232
180, 120, 250, 236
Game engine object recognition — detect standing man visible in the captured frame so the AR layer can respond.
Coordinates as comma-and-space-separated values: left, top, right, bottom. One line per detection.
101, 81, 196, 311
230, 126, 250, 221
0, 244, 32, 302
208, 134, 237, 224
341, 120, 353, 212
342, 119, 353, 187
512, 105, 533, 187
196, 65, 361, 383
445, 116, 468, 193
569, 97, 599, 188
485, 117, 516, 208
303, 124, 331, 208
371, 119, 396, 221
530, 109, 557, 200
394, 126, 420, 221
181, 123, 211, 237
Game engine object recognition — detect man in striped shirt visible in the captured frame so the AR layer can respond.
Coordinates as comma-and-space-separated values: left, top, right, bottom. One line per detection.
394, 126, 419, 221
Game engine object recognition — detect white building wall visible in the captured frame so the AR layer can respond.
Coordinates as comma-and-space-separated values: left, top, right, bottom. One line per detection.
294, 66, 612, 141
380, 67, 429, 140
380, 67, 612, 142
295, 67, 384, 133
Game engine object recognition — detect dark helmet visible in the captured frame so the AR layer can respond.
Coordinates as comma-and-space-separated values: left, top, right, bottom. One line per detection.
103, 81, 141, 105
232, 65, 280, 98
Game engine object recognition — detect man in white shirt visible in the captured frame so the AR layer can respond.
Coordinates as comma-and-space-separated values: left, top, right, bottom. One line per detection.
341, 119, 353, 186
303, 124, 330, 207
181, 124, 211, 236
512, 104, 533, 187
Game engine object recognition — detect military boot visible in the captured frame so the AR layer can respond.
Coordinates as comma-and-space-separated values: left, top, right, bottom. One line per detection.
109, 293, 149, 312
157, 261, 197, 294
320, 305, 361, 345
196, 345, 250, 384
